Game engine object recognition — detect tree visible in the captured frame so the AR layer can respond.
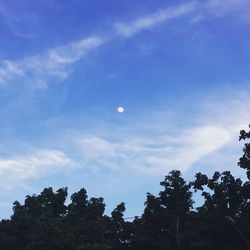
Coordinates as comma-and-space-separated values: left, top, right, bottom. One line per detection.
68, 188, 88, 218
0, 126, 250, 249
192, 171, 247, 249
131, 170, 193, 249
239, 125, 250, 179
159, 170, 193, 249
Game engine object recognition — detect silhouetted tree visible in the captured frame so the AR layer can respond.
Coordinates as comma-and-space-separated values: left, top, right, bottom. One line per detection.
0, 126, 250, 249
239, 125, 250, 179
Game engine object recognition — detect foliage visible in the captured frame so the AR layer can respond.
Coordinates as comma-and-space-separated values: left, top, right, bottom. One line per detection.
0, 127, 250, 249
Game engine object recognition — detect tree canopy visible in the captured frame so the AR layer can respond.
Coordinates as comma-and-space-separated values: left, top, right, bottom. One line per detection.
0, 126, 250, 249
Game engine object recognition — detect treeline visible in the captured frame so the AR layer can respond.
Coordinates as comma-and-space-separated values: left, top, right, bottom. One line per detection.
0, 127, 250, 250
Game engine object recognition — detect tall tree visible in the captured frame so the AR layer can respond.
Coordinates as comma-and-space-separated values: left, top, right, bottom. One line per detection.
239, 125, 250, 179
131, 170, 193, 249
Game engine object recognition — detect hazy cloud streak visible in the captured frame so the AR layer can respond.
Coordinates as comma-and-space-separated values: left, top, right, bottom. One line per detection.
1, 0, 249, 88
0, 149, 76, 179
115, 2, 196, 37
75, 125, 232, 175
0, 36, 104, 87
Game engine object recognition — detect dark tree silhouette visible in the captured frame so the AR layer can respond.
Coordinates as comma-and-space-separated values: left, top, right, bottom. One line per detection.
0, 126, 250, 249
239, 125, 250, 179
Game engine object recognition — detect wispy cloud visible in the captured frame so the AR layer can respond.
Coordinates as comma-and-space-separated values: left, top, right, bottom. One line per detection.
0, 61, 25, 86
26, 36, 103, 79
0, 86, 248, 218
115, 2, 197, 37
0, 149, 76, 179
0, 36, 104, 88
205, 0, 250, 17
66, 85, 250, 177
0, 2, 39, 38
0, 2, 197, 88
0, 148, 76, 218
75, 125, 232, 176
190, 0, 250, 23
1, 0, 249, 89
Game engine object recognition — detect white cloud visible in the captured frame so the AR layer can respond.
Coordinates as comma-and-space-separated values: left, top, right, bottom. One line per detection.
68, 85, 250, 177
166, 126, 232, 170
199, 0, 250, 21
115, 2, 196, 37
0, 148, 76, 218
46, 37, 103, 71
79, 137, 117, 159
114, 0, 250, 38
0, 149, 76, 179
0, 36, 104, 87
115, 0, 250, 38
0, 86, 248, 218
0, 61, 25, 85
74, 125, 232, 176
1, 0, 250, 88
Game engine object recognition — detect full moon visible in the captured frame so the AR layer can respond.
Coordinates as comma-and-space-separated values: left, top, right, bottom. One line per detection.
117, 106, 124, 113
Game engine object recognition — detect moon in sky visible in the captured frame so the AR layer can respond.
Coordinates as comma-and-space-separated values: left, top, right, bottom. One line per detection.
117, 106, 125, 113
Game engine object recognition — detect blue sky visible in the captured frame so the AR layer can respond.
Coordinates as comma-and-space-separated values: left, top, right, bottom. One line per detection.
0, 0, 250, 218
